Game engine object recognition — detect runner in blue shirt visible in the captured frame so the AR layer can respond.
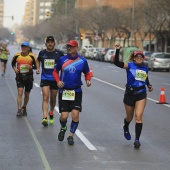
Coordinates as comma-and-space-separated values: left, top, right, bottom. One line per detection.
36, 36, 64, 126
53, 40, 91, 145
114, 43, 153, 149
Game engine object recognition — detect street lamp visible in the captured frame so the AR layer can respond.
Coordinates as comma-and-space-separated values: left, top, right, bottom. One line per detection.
65, 0, 68, 17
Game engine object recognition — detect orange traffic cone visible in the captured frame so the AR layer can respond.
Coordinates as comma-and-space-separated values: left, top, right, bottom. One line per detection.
156, 87, 169, 104
90, 68, 93, 77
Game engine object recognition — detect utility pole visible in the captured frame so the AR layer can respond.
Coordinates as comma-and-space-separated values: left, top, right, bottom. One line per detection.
65, 0, 68, 17
130, 0, 135, 46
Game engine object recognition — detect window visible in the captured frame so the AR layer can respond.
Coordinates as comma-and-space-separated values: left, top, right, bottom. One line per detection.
45, 9, 50, 13
45, 2, 51, 6
39, 15, 44, 20
39, 9, 44, 13
40, 2, 44, 6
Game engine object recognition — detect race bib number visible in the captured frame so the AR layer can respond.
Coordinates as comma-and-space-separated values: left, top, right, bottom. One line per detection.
20, 64, 29, 73
62, 90, 75, 101
135, 70, 147, 82
44, 59, 55, 69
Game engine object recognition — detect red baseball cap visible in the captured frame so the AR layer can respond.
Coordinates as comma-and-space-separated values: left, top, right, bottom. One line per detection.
134, 51, 144, 58
67, 40, 78, 47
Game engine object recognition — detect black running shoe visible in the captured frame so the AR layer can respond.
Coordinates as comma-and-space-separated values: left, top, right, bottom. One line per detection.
123, 125, 131, 140
134, 139, 141, 149
16, 110, 22, 117
21, 106, 27, 116
58, 126, 67, 141
67, 136, 74, 145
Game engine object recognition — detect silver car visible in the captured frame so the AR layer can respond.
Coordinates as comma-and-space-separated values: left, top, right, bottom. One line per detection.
148, 52, 170, 71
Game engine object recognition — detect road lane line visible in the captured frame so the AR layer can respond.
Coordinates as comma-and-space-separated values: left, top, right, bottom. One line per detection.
55, 106, 97, 151
25, 119, 51, 170
34, 83, 40, 87
93, 77, 170, 108
163, 83, 170, 86
6, 79, 51, 170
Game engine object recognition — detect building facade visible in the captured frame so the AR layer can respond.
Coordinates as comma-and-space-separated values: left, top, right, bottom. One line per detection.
75, 0, 141, 9
23, 0, 56, 26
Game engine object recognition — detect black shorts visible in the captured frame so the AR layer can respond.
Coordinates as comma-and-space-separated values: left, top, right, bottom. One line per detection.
16, 75, 33, 92
40, 80, 58, 90
58, 91, 82, 113
123, 92, 147, 107
0, 59, 8, 64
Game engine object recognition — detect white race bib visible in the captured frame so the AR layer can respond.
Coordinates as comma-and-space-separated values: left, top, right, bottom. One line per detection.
135, 70, 147, 82
62, 90, 75, 101
44, 59, 55, 69
20, 64, 29, 73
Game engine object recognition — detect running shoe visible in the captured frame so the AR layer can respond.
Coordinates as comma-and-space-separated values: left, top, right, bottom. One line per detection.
67, 136, 74, 145
134, 139, 141, 149
42, 118, 48, 126
16, 110, 22, 117
58, 126, 67, 141
49, 111, 54, 124
21, 106, 27, 116
123, 125, 131, 140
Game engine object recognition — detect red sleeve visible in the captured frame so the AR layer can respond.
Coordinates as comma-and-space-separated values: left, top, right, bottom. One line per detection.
85, 72, 91, 81
53, 68, 60, 82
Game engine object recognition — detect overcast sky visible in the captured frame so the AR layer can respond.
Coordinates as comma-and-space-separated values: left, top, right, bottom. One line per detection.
3, 0, 27, 28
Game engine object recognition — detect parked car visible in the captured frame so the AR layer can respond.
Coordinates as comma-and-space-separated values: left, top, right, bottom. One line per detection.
148, 52, 170, 71
96, 48, 112, 61
57, 44, 67, 55
84, 48, 93, 58
90, 48, 100, 60
104, 49, 115, 62
96, 48, 104, 61
143, 51, 154, 66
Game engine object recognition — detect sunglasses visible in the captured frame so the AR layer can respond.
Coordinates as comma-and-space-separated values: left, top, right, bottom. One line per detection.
66, 45, 75, 48
134, 55, 144, 58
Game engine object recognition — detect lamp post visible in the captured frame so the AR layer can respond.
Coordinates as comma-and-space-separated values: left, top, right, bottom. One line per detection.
130, 0, 135, 46
65, 0, 68, 17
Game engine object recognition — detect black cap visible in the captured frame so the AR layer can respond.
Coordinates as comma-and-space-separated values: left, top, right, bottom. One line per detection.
46, 36, 55, 42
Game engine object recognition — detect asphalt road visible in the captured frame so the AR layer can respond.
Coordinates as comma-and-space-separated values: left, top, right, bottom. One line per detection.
0, 45, 170, 170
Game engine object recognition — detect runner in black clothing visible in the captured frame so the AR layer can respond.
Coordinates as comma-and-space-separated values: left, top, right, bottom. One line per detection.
36, 36, 64, 126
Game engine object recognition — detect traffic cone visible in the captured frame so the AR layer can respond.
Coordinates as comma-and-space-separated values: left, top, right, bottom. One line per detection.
156, 87, 169, 104
90, 67, 93, 77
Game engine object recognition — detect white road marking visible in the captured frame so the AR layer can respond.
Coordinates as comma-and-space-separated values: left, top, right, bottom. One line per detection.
6, 79, 51, 170
55, 106, 97, 151
93, 77, 170, 108
163, 83, 170, 86
34, 83, 40, 87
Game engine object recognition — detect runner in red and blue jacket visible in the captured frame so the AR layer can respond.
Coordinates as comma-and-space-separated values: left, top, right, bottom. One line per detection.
53, 40, 91, 145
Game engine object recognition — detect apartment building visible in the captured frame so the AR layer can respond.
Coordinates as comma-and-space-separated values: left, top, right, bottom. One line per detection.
23, 0, 34, 26
75, 0, 141, 9
0, 0, 4, 27
23, 0, 56, 26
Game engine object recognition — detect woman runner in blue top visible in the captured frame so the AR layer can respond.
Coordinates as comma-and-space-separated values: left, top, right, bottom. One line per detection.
114, 43, 153, 149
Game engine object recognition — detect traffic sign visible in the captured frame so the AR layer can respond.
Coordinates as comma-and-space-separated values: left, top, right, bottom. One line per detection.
94, 35, 100, 41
